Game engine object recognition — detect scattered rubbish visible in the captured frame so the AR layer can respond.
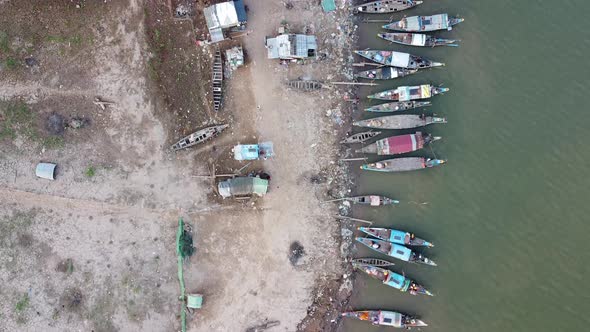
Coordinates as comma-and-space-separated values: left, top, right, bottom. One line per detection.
186, 293, 203, 310
289, 241, 305, 265
24, 57, 39, 67
321, 0, 336, 12
36, 162, 57, 180
171, 124, 228, 151
174, 4, 192, 18
66, 117, 89, 129
233, 142, 274, 161
225, 46, 244, 77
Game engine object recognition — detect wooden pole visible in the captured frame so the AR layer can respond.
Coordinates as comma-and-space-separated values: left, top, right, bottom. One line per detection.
339, 157, 367, 162
329, 81, 378, 86
352, 62, 383, 67
335, 215, 373, 225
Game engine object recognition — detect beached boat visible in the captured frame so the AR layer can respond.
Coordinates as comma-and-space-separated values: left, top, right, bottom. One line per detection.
356, 237, 437, 266
365, 101, 430, 113
352, 258, 395, 267
212, 50, 223, 112
354, 114, 447, 130
354, 0, 422, 14
341, 310, 427, 328
358, 226, 434, 247
340, 131, 381, 144
355, 67, 417, 80
360, 157, 446, 172
353, 264, 433, 296
379, 32, 459, 47
345, 195, 399, 206
361, 157, 445, 173
354, 50, 444, 69
368, 84, 449, 101
356, 132, 441, 155
171, 124, 229, 151
286, 80, 323, 91
383, 13, 465, 32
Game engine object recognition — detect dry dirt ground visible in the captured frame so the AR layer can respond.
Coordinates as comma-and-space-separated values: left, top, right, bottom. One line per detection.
0, 1, 355, 331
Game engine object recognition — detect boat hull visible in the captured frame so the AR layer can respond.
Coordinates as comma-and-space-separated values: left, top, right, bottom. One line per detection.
378, 32, 458, 47
354, 50, 444, 69
347, 195, 399, 206
355, 67, 417, 80
357, 132, 438, 155
355, 0, 422, 14
364, 101, 430, 113
340, 131, 381, 144
367, 85, 449, 101
353, 115, 447, 130
358, 227, 434, 247
341, 310, 427, 328
360, 157, 446, 172
356, 237, 437, 266
171, 124, 229, 151
354, 264, 434, 296
384, 14, 464, 32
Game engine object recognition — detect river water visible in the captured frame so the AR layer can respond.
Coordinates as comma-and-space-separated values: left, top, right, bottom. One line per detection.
343, 0, 590, 331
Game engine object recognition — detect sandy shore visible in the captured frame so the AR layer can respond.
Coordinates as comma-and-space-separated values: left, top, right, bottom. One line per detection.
0, 0, 356, 331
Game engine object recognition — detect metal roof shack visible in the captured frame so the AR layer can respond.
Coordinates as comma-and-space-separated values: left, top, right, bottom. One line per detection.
265, 34, 317, 60
204, 0, 247, 43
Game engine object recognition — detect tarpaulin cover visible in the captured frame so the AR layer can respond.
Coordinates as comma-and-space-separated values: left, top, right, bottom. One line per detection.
218, 177, 268, 198
321, 0, 336, 12
389, 230, 407, 244
36, 163, 56, 180
380, 311, 403, 327
411, 34, 426, 46
387, 51, 410, 67
376, 134, 421, 155
369, 195, 381, 206
389, 243, 412, 261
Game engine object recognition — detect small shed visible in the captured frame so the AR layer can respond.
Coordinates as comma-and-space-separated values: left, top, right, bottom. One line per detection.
218, 176, 269, 199
265, 34, 317, 60
204, 0, 247, 43
233, 142, 274, 161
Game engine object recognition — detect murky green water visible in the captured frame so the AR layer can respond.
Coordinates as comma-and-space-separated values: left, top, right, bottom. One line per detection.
344, 1, 590, 331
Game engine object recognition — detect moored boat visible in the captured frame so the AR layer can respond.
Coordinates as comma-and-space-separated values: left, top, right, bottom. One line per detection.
365, 101, 430, 113
171, 124, 229, 151
379, 32, 459, 47
355, 67, 417, 80
353, 264, 433, 296
341, 310, 427, 328
356, 132, 441, 155
346, 195, 399, 206
354, 0, 422, 14
356, 237, 437, 266
368, 84, 449, 101
354, 50, 444, 69
340, 131, 381, 144
361, 157, 445, 173
358, 226, 434, 247
353, 114, 447, 130
383, 13, 465, 32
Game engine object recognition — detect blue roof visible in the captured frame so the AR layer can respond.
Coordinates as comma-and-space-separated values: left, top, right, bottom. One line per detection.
233, 0, 247, 22
384, 272, 406, 290
389, 230, 407, 245
389, 244, 412, 262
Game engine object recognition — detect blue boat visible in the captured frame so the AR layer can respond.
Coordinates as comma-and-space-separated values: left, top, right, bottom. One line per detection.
358, 227, 434, 247
354, 264, 434, 296
356, 237, 436, 266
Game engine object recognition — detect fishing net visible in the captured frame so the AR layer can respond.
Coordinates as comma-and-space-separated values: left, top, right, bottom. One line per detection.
178, 230, 195, 258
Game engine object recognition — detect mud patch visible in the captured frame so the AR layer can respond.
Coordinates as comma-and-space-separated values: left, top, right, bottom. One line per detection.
288, 241, 305, 266
59, 287, 84, 313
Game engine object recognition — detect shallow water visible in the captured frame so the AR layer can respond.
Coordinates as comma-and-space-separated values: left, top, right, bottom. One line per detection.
343, 0, 590, 331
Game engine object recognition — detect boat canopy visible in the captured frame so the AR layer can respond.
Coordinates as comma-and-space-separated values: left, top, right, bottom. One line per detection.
411, 34, 426, 46
387, 51, 410, 67
218, 177, 269, 198
380, 311, 403, 327
397, 85, 430, 101
406, 14, 449, 31
384, 272, 409, 290
389, 243, 412, 261
376, 134, 421, 155
369, 195, 381, 206
389, 230, 408, 244
233, 142, 274, 160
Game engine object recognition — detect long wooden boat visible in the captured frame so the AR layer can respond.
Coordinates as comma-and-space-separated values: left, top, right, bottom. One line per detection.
365, 101, 430, 113
340, 131, 381, 144
355, 67, 417, 80
368, 84, 449, 101
356, 132, 441, 155
286, 80, 323, 91
358, 226, 434, 247
361, 157, 445, 173
341, 310, 427, 328
356, 237, 437, 266
352, 258, 395, 267
212, 50, 223, 112
383, 13, 465, 32
353, 114, 447, 130
353, 264, 433, 296
345, 195, 399, 206
354, 0, 422, 14
379, 32, 459, 47
171, 124, 229, 151
354, 50, 444, 69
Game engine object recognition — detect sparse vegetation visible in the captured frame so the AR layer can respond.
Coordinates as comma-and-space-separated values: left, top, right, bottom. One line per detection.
0, 30, 8, 53
6, 57, 19, 69
15, 293, 29, 312
85, 166, 96, 178
0, 101, 64, 149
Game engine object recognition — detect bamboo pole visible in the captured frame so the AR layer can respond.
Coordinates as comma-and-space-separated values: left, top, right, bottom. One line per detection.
352, 62, 383, 67
339, 157, 367, 162
329, 81, 379, 86
335, 215, 373, 225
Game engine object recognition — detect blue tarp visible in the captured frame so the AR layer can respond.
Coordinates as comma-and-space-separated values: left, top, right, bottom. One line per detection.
321, 0, 336, 12
233, 0, 247, 22
389, 244, 412, 262
385, 272, 406, 290
389, 230, 407, 245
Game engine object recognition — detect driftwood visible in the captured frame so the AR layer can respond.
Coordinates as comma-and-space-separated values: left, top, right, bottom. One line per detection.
245, 320, 280, 332
93, 97, 115, 110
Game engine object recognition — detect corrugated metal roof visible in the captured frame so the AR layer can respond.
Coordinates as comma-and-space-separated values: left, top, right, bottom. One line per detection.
265, 34, 317, 59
